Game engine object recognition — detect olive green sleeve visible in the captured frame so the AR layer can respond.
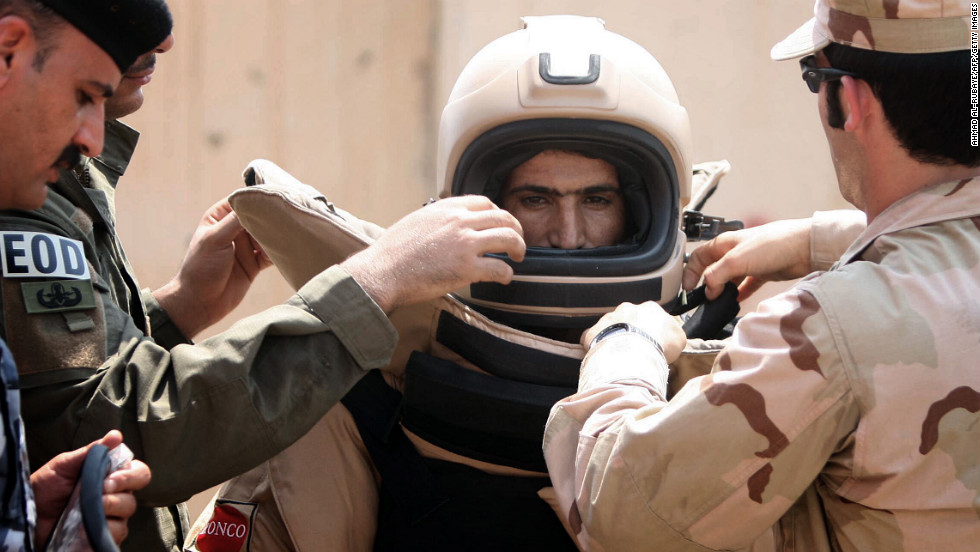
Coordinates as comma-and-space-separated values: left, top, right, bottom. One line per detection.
20, 265, 397, 506
140, 287, 191, 349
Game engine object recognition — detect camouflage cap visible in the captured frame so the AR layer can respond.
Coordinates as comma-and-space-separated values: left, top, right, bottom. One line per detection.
38, 0, 173, 71
771, 0, 973, 60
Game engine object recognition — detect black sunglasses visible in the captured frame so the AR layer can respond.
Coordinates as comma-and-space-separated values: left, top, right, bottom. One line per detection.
799, 55, 858, 93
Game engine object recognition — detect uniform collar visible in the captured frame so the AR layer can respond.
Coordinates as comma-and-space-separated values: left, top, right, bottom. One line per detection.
92, 120, 140, 180
75, 120, 140, 189
840, 177, 980, 266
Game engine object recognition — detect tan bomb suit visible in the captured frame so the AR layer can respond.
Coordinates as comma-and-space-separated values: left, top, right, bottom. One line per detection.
184, 160, 827, 552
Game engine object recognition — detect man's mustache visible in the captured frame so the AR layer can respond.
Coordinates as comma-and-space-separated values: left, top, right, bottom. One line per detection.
54, 146, 82, 170
126, 53, 156, 75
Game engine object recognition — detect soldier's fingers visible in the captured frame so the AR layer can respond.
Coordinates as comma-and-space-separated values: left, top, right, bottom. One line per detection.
233, 231, 263, 279
247, 233, 273, 269
106, 519, 129, 546
437, 195, 525, 236
95, 430, 124, 450
103, 490, 138, 519
42, 430, 120, 481
472, 227, 526, 262
466, 206, 524, 235
104, 460, 151, 495
700, 240, 754, 300
683, 236, 735, 291
470, 255, 516, 285
702, 262, 745, 301
204, 210, 245, 245
203, 198, 235, 224
737, 276, 765, 302
436, 194, 498, 211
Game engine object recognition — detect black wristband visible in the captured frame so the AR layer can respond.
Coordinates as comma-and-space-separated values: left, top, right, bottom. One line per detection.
589, 322, 665, 356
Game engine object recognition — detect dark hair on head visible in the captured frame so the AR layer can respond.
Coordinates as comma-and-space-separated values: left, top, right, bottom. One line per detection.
822, 42, 978, 168
0, 0, 65, 70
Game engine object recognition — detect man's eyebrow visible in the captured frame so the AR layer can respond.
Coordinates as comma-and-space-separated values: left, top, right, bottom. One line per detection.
506, 183, 558, 195
580, 184, 622, 195
505, 183, 622, 197
85, 81, 115, 98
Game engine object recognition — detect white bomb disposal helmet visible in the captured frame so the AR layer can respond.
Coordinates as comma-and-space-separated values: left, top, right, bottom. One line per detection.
438, 15, 693, 331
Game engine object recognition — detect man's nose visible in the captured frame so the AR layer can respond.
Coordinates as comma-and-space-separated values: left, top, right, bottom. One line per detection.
549, 206, 586, 249
156, 32, 175, 53
73, 105, 105, 158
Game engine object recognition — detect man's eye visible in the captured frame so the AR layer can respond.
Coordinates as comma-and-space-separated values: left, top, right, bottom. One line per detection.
520, 195, 548, 207
77, 91, 95, 106
584, 195, 612, 206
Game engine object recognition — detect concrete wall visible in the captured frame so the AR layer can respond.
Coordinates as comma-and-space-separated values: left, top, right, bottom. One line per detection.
119, 0, 441, 340
120, 0, 848, 338
114, 0, 849, 523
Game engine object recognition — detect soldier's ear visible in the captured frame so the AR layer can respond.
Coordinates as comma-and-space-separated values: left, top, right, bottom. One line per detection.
0, 16, 33, 86
839, 75, 875, 133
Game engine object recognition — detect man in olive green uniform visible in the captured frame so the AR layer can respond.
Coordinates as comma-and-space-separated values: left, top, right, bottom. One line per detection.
1, 0, 165, 549
0, 6, 527, 552
544, 0, 979, 550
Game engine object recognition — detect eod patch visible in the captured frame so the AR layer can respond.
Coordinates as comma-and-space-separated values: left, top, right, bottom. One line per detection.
1, 232, 94, 315
0, 232, 90, 280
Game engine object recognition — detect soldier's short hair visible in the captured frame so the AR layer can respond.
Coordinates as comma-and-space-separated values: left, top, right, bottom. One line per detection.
824, 43, 978, 168
0, 0, 65, 71
0, 0, 172, 72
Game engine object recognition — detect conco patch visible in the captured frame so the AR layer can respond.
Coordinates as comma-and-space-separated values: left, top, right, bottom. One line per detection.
195, 500, 256, 552
0, 232, 90, 280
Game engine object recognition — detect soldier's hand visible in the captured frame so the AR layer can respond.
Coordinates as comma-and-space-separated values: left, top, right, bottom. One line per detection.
153, 197, 273, 338
102, 446, 151, 546
31, 430, 151, 548
683, 218, 813, 302
582, 302, 686, 364
341, 195, 525, 313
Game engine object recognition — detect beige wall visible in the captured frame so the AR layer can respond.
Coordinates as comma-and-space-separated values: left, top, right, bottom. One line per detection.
120, 0, 441, 339
115, 0, 850, 524
120, 0, 849, 339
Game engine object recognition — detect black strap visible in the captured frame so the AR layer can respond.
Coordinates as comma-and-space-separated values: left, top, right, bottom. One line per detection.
435, 310, 580, 387
401, 351, 574, 472
679, 283, 740, 340
340, 371, 448, 525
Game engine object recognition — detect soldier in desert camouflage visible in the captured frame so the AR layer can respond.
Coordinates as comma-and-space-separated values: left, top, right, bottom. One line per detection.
543, 0, 980, 550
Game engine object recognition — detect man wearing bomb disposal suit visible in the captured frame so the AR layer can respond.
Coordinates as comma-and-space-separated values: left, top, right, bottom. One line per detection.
543, 0, 980, 550
184, 16, 775, 552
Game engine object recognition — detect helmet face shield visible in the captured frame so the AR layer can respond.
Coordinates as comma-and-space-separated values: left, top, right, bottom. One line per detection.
454, 119, 680, 279
438, 16, 692, 327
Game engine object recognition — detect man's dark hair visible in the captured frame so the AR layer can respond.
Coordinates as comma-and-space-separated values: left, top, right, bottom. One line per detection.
823, 43, 978, 168
0, 0, 65, 70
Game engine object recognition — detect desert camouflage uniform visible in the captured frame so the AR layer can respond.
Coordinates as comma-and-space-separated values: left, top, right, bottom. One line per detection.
544, 178, 980, 551
769, 0, 973, 61
0, 122, 398, 552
